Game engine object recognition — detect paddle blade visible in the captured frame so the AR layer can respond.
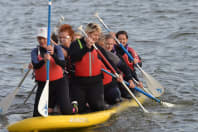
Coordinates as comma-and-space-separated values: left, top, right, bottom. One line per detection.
0, 69, 31, 115
0, 88, 20, 115
161, 101, 175, 107
141, 68, 164, 97
38, 80, 49, 117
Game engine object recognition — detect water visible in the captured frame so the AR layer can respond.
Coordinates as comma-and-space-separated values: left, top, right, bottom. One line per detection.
1, 0, 198, 131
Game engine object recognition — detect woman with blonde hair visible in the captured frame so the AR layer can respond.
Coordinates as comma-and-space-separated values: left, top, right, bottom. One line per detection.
69, 23, 105, 113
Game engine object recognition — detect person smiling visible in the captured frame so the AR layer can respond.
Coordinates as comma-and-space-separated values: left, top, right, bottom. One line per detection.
31, 27, 74, 116
69, 23, 105, 113
113, 30, 143, 98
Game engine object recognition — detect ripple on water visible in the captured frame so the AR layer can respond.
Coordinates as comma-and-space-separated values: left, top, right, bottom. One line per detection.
1, 0, 198, 132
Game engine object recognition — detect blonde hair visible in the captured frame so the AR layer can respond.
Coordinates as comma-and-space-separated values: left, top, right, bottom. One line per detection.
85, 23, 102, 34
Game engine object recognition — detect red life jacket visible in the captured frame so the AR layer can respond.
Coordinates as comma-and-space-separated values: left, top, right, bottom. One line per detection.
128, 47, 141, 63
35, 55, 63, 81
75, 49, 103, 77
101, 64, 112, 85
122, 47, 141, 71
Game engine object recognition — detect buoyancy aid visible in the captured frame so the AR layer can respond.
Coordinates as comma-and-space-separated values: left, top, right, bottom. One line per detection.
122, 46, 141, 71
128, 47, 141, 63
35, 51, 63, 81
101, 64, 113, 85
75, 49, 103, 77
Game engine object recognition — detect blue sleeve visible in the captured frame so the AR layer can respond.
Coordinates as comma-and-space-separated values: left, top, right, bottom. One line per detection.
31, 48, 45, 69
54, 45, 65, 60
52, 45, 66, 68
31, 48, 39, 64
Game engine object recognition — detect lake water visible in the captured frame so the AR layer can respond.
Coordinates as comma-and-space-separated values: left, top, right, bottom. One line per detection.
0, 0, 198, 131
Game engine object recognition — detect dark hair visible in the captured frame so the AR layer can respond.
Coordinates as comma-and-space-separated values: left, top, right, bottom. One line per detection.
116, 31, 128, 39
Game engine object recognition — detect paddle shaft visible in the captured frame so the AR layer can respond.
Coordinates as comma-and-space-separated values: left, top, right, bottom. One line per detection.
101, 69, 161, 103
24, 16, 64, 105
79, 26, 149, 113
95, 14, 140, 67
24, 83, 37, 104
38, 0, 52, 117
95, 13, 164, 97
0, 69, 31, 114
53, 15, 64, 33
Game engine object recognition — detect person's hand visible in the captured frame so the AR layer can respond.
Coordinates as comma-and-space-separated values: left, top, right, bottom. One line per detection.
116, 74, 123, 83
44, 53, 51, 62
137, 81, 143, 88
28, 63, 33, 69
51, 39, 58, 45
110, 32, 116, 38
85, 37, 94, 49
133, 58, 139, 65
47, 45, 54, 55
128, 80, 135, 89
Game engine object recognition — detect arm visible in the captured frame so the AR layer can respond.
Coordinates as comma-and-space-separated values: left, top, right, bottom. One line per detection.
31, 48, 45, 69
69, 39, 88, 63
117, 60, 133, 81
97, 45, 120, 73
52, 45, 66, 68
128, 47, 142, 67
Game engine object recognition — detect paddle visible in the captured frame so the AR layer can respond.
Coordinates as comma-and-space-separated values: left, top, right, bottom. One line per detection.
0, 69, 31, 115
23, 84, 37, 104
23, 16, 64, 105
78, 25, 149, 113
101, 69, 175, 107
37, 0, 52, 117
94, 13, 164, 97
53, 15, 64, 34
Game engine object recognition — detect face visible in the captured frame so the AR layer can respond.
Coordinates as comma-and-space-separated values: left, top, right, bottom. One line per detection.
37, 37, 47, 48
97, 40, 105, 49
105, 38, 115, 51
59, 31, 72, 48
88, 31, 100, 43
117, 34, 128, 46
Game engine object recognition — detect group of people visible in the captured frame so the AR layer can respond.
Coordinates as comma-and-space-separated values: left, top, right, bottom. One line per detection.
30, 22, 143, 116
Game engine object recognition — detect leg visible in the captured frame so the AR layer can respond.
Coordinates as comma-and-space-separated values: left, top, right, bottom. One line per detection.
70, 82, 87, 113
104, 85, 121, 105
48, 81, 57, 114
33, 81, 45, 117
55, 76, 73, 115
87, 81, 105, 112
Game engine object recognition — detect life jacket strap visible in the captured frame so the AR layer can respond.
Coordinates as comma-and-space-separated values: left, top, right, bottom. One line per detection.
77, 39, 83, 49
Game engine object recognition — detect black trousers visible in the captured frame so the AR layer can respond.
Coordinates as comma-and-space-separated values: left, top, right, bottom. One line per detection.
118, 82, 137, 99
104, 81, 121, 105
33, 75, 72, 117
70, 79, 105, 113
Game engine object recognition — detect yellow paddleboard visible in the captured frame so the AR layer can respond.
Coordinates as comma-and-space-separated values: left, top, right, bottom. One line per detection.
7, 94, 146, 132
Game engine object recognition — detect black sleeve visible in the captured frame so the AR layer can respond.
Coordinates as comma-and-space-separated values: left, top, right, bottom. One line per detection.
130, 69, 139, 81
69, 39, 88, 63
51, 33, 58, 43
117, 54, 140, 81
117, 60, 133, 81
97, 45, 120, 74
